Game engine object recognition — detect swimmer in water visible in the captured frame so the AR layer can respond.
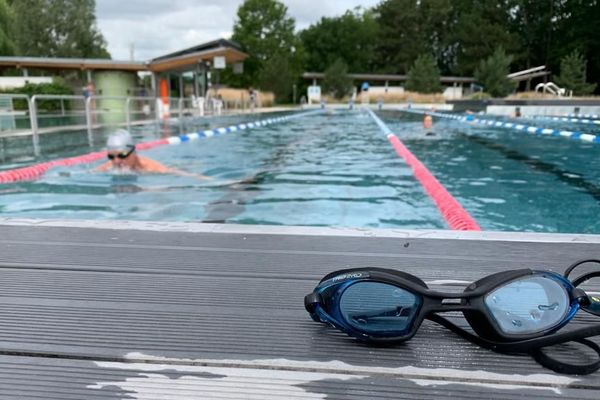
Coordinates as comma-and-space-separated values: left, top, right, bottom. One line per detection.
423, 115, 435, 136
95, 130, 211, 179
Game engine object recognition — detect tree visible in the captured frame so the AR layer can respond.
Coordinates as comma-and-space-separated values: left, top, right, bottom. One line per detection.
551, 0, 600, 94
374, 0, 452, 74
447, 1, 518, 75
405, 54, 441, 93
475, 47, 516, 97
555, 50, 596, 96
508, 0, 560, 71
300, 9, 378, 73
0, 0, 15, 55
12, 0, 109, 58
231, 0, 300, 87
258, 52, 295, 102
322, 59, 353, 99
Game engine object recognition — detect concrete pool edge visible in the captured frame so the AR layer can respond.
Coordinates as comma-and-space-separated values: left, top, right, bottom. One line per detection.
1, 217, 599, 243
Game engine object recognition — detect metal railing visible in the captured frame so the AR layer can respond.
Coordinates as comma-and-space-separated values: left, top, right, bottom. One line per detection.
31, 94, 88, 153
0, 93, 247, 157
0, 94, 38, 155
125, 96, 161, 133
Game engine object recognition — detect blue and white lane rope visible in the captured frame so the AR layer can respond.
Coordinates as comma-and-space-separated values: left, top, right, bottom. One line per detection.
566, 113, 600, 120
399, 108, 600, 144
164, 108, 324, 145
532, 115, 600, 126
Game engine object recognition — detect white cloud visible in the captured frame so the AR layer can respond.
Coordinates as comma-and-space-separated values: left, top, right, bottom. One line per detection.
96, 0, 380, 60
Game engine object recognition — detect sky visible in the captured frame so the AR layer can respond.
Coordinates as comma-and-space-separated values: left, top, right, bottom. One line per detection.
96, 0, 381, 61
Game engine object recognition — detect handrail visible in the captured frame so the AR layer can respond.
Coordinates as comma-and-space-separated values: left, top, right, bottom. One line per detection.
2, 93, 220, 158
0, 94, 39, 156
126, 96, 159, 132
535, 82, 572, 97
507, 66, 546, 78
85, 96, 94, 146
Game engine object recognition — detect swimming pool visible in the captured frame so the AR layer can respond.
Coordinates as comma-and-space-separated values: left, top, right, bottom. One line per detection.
0, 109, 599, 233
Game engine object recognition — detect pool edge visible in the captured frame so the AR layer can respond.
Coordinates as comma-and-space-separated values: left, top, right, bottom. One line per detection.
0, 217, 599, 244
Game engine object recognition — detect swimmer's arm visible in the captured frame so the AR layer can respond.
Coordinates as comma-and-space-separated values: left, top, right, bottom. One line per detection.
94, 161, 112, 172
168, 168, 213, 180
141, 157, 212, 180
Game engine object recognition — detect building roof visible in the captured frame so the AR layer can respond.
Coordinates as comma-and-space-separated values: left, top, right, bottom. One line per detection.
0, 56, 147, 71
302, 72, 476, 84
149, 41, 247, 73
0, 39, 248, 74
151, 39, 243, 62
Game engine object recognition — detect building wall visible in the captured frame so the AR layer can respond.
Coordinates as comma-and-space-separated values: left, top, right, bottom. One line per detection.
94, 71, 138, 124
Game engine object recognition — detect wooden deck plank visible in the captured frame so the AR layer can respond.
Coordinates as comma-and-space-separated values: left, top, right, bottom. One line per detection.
0, 356, 598, 400
0, 222, 599, 398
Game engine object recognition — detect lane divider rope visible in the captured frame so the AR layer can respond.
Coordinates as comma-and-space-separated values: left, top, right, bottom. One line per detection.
0, 109, 323, 183
367, 109, 481, 231
400, 108, 600, 144
531, 115, 600, 126
566, 113, 600, 120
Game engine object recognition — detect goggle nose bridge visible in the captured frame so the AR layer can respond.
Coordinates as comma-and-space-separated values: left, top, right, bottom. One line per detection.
429, 296, 477, 312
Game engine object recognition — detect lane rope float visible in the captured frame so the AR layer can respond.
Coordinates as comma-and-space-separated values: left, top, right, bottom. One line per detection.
368, 109, 481, 231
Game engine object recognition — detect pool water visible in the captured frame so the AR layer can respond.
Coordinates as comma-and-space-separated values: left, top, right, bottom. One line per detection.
0, 109, 599, 233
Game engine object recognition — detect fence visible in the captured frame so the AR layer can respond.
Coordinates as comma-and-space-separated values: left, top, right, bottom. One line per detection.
0, 94, 242, 157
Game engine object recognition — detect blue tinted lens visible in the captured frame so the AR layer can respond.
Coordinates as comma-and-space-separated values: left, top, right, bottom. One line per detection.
485, 275, 570, 335
339, 282, 421, 336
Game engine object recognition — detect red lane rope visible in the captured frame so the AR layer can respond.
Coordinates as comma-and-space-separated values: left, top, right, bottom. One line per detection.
387, 134, 481, 231
0, 110, 320, 184
0, 138, 169, 183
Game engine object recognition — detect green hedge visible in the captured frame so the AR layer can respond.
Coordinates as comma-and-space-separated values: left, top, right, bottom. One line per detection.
0, 78, 73, 111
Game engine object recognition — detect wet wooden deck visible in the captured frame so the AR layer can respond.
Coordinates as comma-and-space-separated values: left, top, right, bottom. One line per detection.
0, 219, 599, 399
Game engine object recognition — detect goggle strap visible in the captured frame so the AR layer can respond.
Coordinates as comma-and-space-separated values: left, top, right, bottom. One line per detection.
532, 339, 600, 375
564, 259, 600, 281
427, 314, 497, 351
428, 314, 600, 375
564, 263, 600, 316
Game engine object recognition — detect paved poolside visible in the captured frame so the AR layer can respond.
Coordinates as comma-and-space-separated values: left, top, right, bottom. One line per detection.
0, 219, 599, 399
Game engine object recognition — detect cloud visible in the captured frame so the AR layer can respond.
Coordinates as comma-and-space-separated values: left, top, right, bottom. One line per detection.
96, 0, 380, 60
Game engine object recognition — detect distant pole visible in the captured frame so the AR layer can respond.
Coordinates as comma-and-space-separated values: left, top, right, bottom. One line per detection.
293, 84, 297, 104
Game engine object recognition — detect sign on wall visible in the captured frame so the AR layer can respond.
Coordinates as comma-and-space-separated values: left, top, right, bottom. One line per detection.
213, 56, 226, 69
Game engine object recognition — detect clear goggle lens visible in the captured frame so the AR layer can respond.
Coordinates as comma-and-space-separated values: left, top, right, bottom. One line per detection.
485, 274, 570, 335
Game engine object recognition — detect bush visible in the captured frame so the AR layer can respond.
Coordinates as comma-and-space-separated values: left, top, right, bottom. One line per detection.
322, 59, 353, 99
0, 77, 73, 111
555, 50, 596, 96
475, 47, 516, 98
469, 91, 491, 100
258, 53, 296, 103
405, 54, 441, 94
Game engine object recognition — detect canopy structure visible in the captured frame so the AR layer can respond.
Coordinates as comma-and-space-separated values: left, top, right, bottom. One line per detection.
0, 39, 247, 73
0, 39, 248, 98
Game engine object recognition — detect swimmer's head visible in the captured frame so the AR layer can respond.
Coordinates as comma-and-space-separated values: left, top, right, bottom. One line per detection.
106, 130, 137, 168
423, 115, 433, 129
107, 129, 134, 152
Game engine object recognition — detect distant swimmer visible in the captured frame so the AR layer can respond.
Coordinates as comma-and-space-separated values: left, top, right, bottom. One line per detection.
423, 115, 433, 129
95, 129, 211, 179
423, 115, 435, 136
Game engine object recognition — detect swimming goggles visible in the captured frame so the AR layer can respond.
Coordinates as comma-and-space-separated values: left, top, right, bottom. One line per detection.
305, 259, 600, 374
107, 145, 135, 160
